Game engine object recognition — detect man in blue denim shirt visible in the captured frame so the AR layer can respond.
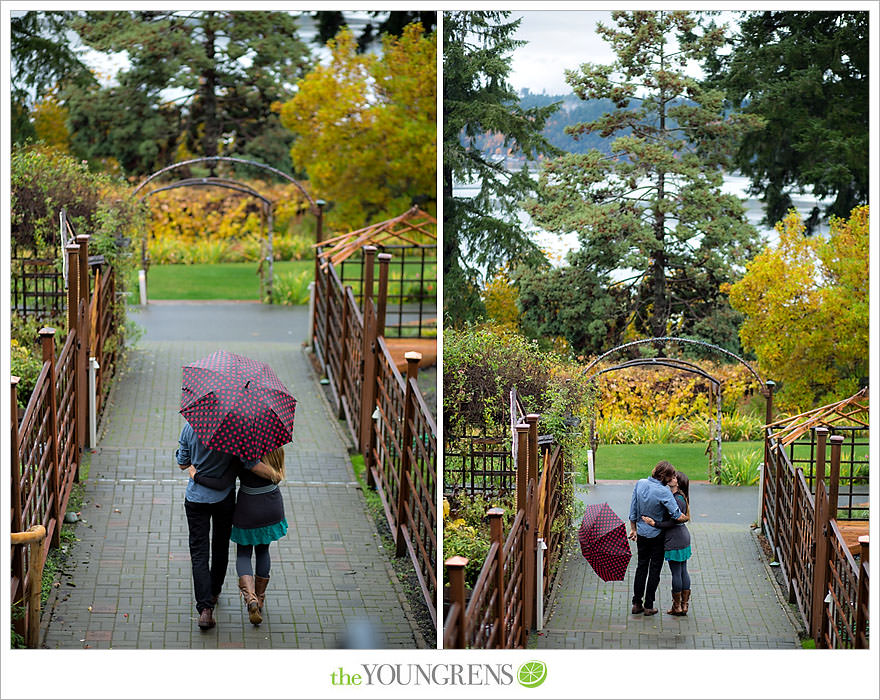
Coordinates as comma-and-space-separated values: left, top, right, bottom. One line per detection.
176, 420, 278, 630
628, 460, 687, 615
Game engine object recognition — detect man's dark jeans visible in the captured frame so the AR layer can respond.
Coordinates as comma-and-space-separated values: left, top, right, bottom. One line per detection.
185, 492, 235, 613
633, 533, 666, 608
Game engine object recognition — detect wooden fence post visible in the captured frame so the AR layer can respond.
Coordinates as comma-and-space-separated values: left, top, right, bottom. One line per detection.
523, 413, 540, 637
396, 351, 421, 557
359, 246, 378, 457
855, 536, 869, 649
827, 435, 843, 521
759, 380, 780, 540
488, 507, 505, 643
10, 525, 48, 648
526, 414, 540, 486
40, 328, 61, 548
515, 423, 529, 513
66, 243, 81, 480
11, 376, 26, 635
312, 252, 323, 352
315, 199, 325, 245
788, 465, 800, 603
445, 556, 469, 649
810, 427, 831, 644
76, 236, 90, 451
376, 253, 391, 338
336, 289, 349, 420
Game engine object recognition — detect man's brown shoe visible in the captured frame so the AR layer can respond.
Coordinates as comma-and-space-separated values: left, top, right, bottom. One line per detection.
643, 607, 659, 616
198, 608, 215, 630
631, 603, 644, 614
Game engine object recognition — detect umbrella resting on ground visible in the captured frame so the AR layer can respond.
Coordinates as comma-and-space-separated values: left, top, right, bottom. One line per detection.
180, 350, 296, 461
577, 502, 632, 582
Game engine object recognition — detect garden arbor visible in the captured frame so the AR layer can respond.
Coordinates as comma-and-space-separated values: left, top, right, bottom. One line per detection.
315, 205, 438, 342
581, 337, 772, 478
132, 156, 322, 302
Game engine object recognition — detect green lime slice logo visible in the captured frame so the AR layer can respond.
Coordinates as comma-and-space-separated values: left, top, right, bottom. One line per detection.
517, 660, 547, 688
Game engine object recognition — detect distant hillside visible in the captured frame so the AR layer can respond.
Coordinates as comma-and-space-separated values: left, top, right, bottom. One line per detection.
464, 89, 706, 169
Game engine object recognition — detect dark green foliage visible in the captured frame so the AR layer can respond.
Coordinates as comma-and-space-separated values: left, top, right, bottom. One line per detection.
10, 11, 95, 144
526, 11, 761, 348
705, 11, 868, 226
443, 11, 561, 323
67, 10, 312, 176
516, 252, 632, 358
443, 325, 594, 441
312, 11, 437, 51
11, 144, 148, 288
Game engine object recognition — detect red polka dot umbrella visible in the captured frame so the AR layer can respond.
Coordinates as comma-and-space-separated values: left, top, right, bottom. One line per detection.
180, 350, 297, 462
577, 502, 632, 582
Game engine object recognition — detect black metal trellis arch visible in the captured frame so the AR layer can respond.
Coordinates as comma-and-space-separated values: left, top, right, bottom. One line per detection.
132, 157, 323, 303
582, 337, 771, 476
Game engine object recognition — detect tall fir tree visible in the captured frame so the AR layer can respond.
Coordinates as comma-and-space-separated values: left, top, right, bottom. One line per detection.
67, 10, 312, 176
526, 10, 762, 351
443, 11, 560, 323
705, 11, 868, 227
10, 11, 95, 144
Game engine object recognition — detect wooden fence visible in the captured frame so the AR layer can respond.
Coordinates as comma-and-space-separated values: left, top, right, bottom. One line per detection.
443, 416, 570, 648
762, 426, 870, 648
312, 245, 437, 628
10, 234, 120, 646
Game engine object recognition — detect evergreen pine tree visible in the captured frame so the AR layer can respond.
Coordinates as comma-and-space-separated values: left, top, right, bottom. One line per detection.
527, 10, 762, 350
443, 11, 559, 323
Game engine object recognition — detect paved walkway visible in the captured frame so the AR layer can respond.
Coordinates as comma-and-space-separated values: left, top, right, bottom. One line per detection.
41, 302, 425, 649
535, 481, 804, 649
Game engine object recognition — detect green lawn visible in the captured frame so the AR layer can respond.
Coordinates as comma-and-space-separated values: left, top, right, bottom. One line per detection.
589, 441, 764, 481
127, 261, 314, 301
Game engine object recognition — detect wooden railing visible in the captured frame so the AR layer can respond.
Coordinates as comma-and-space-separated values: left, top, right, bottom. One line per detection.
10, 234, 121, 644
762, 427, 870, 648
10, 526, 47, 648
312, 245, 437, 628
443, 416, 570, 648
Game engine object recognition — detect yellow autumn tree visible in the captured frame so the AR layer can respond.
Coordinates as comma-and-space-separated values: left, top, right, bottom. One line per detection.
279, 23, 436, 231
32, 91, 71, 153
725, 206, 868, 412
481, 267, 519, 331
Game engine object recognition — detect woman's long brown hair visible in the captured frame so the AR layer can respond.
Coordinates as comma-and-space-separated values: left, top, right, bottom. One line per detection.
263, 447, 285, 481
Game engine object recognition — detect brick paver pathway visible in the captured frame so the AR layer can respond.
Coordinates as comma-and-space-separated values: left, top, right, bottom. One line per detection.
41, 303, 425, 649
535, 481, 803, 649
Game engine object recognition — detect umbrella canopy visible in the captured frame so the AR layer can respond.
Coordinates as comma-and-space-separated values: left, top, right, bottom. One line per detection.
180, 350, 296, 462
577, 502, 632, 582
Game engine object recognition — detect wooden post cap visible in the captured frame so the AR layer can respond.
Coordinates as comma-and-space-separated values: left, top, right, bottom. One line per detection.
858, 536, 869, 545
11, 375, 20, 385
404, 351, 422, 362
378, 253, 392, 261
487, 507, 504, 517
39, 327, 57, 337
445, 556, 469, 568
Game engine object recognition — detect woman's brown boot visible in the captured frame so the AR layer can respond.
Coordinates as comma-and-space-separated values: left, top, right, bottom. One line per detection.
255, 576, 270, 612
666, 591, 683, 616
680, 589, 691, 615
239, 575, 262, 625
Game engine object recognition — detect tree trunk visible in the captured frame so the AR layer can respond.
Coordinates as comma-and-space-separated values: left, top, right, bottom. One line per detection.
201, 13, 218, 173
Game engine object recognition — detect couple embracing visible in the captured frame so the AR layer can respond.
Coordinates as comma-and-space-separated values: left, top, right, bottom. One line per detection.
174, 350, 296, 632
177, 421, 289, 630
628, 460, 693, 617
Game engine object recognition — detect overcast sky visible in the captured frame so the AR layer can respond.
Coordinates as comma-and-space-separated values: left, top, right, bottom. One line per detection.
507, 9, 740, 95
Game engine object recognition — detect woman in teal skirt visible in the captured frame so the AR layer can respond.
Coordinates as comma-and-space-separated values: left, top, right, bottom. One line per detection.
641, 470, 691, 616
193, 446, 288, 625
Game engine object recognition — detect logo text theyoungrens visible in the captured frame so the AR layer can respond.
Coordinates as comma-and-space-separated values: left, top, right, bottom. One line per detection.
330, 664, 516, 686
